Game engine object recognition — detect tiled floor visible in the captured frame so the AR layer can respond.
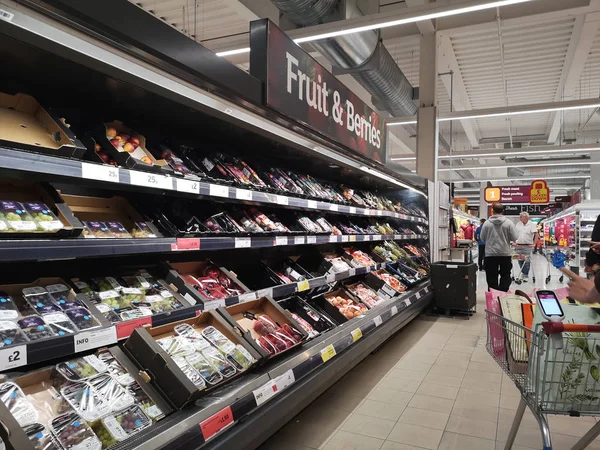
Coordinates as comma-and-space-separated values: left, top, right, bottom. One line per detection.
259, 255, 600, 450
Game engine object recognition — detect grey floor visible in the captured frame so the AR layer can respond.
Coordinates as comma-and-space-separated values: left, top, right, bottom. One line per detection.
259, 255, 600, 450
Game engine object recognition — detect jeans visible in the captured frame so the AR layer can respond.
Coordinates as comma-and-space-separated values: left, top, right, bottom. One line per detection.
515, 246, 533, 277
478, 245, 485, 270
485, 256, 512, 292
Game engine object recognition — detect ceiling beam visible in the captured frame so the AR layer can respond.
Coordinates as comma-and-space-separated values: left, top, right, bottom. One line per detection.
546, 14, 600, 144
438, 33, 481, 148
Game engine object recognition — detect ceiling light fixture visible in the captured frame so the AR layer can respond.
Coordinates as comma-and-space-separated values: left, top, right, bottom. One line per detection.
446, 175, 590, 184
439, 160, 599, 171
359, 166, 427, 196
387, 120, 418, 127
216, 0, 535, 57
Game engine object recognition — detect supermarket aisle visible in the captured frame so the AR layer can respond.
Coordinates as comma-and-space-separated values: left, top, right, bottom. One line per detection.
260, 255, 600, 450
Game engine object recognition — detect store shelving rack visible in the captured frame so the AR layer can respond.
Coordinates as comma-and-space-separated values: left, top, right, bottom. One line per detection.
0, 2, 432, 449
541, 201, 600, 273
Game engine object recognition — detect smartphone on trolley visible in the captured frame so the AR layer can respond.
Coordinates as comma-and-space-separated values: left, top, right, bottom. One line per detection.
534, 290, 565, 321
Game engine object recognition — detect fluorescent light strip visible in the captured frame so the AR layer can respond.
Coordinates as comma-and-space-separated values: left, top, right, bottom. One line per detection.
439, 160, 600, 171
216, 0, 534, 57
440, 147, 600, 159
359, 165, 427, 197
387, 121, 418, 127
390, 156, 417, 161
447, 175, 590, 184
439, 103, 600, 122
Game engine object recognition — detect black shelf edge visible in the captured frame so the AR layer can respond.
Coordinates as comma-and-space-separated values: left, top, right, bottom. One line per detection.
120, 282, 432, 450
0, 147, 427, 225
0, 233, 428, 262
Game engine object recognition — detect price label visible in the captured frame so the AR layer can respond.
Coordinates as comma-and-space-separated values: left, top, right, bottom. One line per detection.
391, 306, 398, 316
176, 178, 199, 194
349, 207, 356, 214
326, 273, 336, 283
377, 210, 383, 216
74, 327, 117, 352
81, 162, 120, 183
209, 184, 229, 198
276, 195, 289, 205
235, 237, 251, 248
200, 406, 234, 441
175, 238, 200, 251
297, 280, 310, 292
373, 316, 383, 327
275, 236, 288, 246
405, 299, 412, 307
307, 200, 318, 209
238, 292, 258, 303
306, 236, 317, 244
0, 345, 27, 371
235, 189, 253, 201
348, 268, 356, 277
294, 236, 305, 245
382, 284, 397, 298
416, 292, 422, 300
329, 235, 338, 243
320, 344, 336, 363
274, 369, 295, 391
130, 171, 173, 190
364, 235, 371, 241
253, 380, 277, 406
349, 235, 357, 242
329, 204, 339, 212
115, 317, 152, 339
257, 288, 272, 299
373, 235, 382, 241
351, 328, 362, 342
341, 235, 349, 242
204, 299, 226, 311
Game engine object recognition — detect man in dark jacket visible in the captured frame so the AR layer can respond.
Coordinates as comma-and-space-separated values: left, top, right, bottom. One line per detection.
481, 204, 518, 291
475, 218, 486, 271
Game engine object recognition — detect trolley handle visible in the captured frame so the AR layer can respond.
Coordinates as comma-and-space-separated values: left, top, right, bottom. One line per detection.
542, 322, 600, 335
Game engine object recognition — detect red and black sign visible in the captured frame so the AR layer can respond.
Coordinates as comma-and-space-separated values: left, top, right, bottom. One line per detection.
249, 19, 386, 164
555, 196, 571, 203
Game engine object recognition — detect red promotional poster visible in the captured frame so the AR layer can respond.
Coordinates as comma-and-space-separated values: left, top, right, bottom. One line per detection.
250, 20, 386, 164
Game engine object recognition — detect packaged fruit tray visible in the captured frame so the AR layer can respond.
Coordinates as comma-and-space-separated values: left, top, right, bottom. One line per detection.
320, 288, 368, 322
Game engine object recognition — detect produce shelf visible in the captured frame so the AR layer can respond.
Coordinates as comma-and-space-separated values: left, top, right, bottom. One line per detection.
118, 281, 433, 450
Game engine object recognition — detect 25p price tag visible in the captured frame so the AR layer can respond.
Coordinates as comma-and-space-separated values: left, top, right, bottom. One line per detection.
176, 178, 199, 194
200, 406, 234, 441
321, 344, 336, 363
81, 162, 119, 183
0, 345, 27, 371
235, 238, 251, 248
130, 171, 173, 190
351, 328, 362, 342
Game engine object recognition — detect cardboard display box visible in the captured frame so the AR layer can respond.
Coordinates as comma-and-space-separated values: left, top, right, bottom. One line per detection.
312, 287, 368, 324
277, 295, 336, 335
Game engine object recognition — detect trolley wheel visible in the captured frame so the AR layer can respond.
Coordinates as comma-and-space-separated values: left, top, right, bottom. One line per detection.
559, 275, 564, 283
515, 279, 522, 285
532, 277, 536, 283
545, 276, 551, 283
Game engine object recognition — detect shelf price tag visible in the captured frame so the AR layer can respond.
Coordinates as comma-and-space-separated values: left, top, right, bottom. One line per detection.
294, 236, 305, 245
235, 188, 253, 201
364, 235, 371, 241
329, 235, 338, 243
235, 237, 251, 248
307, 236, 317, 244
349, 236, 357, 242
348, 268, 356, 277
373, 235, 382, 241
391, 306, 398, 316
130, 171, 173, 190
405, 299, 412, 307
257, 288, 273, 299
74, 327, 117, 353
349, 207, 356, 214
275, 236, 288, 246
341, 235, 349, 242
200, 406, 234, 441
81, 162, 120, 183
174, 238, 200, 251
307, 200, 318, 209
203, 299, 226, 311
175, 178, 200, 194
351, 328, 362, 342
415, 292, 422, 300
274, 369, 295, 391
320, 344, 336, 363
116, 317, 152, 340
381, 284, 397, 299
209, 184, 229, 198
276, 195, 289, 205
373, 316, 383, 327
297, 280, 310, 292
0, 345, 27, 371
238, 292, 258, 303
326, 273, 336, 283
329, 204, 339, 212
377, 210, 383, 216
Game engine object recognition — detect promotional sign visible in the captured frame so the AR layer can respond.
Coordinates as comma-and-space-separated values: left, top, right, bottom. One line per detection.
491, 204, 549, 216
249, 19, 386, 163
485, 186, 530, 203
529, 180, 549, 204
555, 196, 571, 203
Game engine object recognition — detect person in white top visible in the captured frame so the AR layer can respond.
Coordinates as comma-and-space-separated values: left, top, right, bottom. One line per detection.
514, 212, 539, 280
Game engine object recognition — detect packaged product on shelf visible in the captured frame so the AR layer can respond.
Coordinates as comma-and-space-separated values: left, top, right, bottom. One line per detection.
0, 382, 38, 426
156, 145, 197, 177
198, 346, 237, 378
94, 304, 121, 324
101, 404, 152, 442
0, 201, 37, 231
18, 316, 56, 341
83, 221, 115, 238
127, 382, 164, 421
278, 296, 336, 335
183, 353, 220, 386
172, 356, 206, 388
324, 255, 353, 273
71, 281, 95, 296
323, 290, 367, 321
61, 381, 111, 422
105, 221, 133, 238
131, 221, 158, 238
201, 326, 254, 370
88, 373, 135, 413
247, 208, 281, 232
120, 287, 144, 306
156, 336, 195, 358
65, 307, 101, 330
343, 248, 376, 267
50, 411, 102, 450
24, 202, 64, 231
120, 308, 153, 321
56, 355, 108, 381
0, 292, 19, 320
345, 282, 383, 308
46, 283, 79, 310
297, 216, 323, 234
0, 321, 29, 346
24, 422, 61, 450
98, 350, 135, 387
315, 217, 334, 233
23, 286, 62, 314
370, 269, 407, 294
97, 290, 128, 310
42, 313, 78, 335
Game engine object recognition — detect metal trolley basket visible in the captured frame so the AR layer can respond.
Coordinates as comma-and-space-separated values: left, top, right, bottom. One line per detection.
486, 310, 600, 450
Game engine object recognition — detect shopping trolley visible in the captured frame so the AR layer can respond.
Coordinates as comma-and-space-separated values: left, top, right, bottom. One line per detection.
512, 244, 536, 284
486, 311, 600, 450
544, 248, 567, 284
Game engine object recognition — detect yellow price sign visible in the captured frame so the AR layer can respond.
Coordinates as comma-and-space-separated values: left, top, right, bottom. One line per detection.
349, 235, 357, 242
320, 344, 336, 363
351, 328, 362, 342
297, 280, 310, 292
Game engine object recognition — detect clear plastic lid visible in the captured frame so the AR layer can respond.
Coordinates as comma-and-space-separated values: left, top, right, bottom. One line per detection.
172, 356, 205, 388
90, 277, 123, 292
82, 221, 115, 239
0, 321, 29, 347
97, 350, 134, 387
183, 353, 221, 386
23, 202, 64, 231
18, 316, 56, 341
201, 326, 236, 353
173, 324, 211, 352
46, 284, 78, 310
42, 313, 78, 335
0, 382, 38, 427
200, 347, 237, 378
101, 405, 152, 442
131, 222, 157, 238
64, 307, 100, 331
50, 412, 102, 450
98, 290, 129, 311
0, 201, 37, 231
88, 374, 134, 413
94, 304, 121, 324
127, 382, 163, 421
60, 381, 111, 422
105, 221, 132, 239
24, 422, 61, 450
156, 336, 195, 358
23, 288, 61, 315
0, 292, 19, 320
56, 355, 108, 381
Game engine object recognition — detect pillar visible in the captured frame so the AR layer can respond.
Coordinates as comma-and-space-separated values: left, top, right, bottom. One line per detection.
416, 32, 438, 182
479, 184, 488, 219
591, 152, 600, 199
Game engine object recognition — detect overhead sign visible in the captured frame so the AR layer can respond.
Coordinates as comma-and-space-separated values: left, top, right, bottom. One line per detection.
529, 180, 549, 204
453, 198, 468, 205
249, 19, 386, 163
555, 196, 571, 203
502, 204, 549, 216
485, 186, 530, 203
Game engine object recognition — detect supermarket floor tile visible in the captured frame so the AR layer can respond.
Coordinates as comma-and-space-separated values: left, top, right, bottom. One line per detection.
259, 261, 600, 450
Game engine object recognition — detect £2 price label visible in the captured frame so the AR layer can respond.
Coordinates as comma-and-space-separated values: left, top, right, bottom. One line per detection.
0, 345, 27, 371
200, 406, 234, 441
176, 178, 199, 194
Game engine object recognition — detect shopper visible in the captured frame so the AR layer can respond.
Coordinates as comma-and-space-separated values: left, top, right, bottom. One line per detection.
475, 218, 486, 271
461, 220, 474, 262
481, 203, 518, 291
514, 212, 539, 281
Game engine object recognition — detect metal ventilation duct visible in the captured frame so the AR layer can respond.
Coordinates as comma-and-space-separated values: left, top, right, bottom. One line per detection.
507, 167, 591, 177
270, 0, 417, 117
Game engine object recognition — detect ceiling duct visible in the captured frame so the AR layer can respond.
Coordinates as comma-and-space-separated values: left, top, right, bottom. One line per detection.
507, 167, 591, 178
